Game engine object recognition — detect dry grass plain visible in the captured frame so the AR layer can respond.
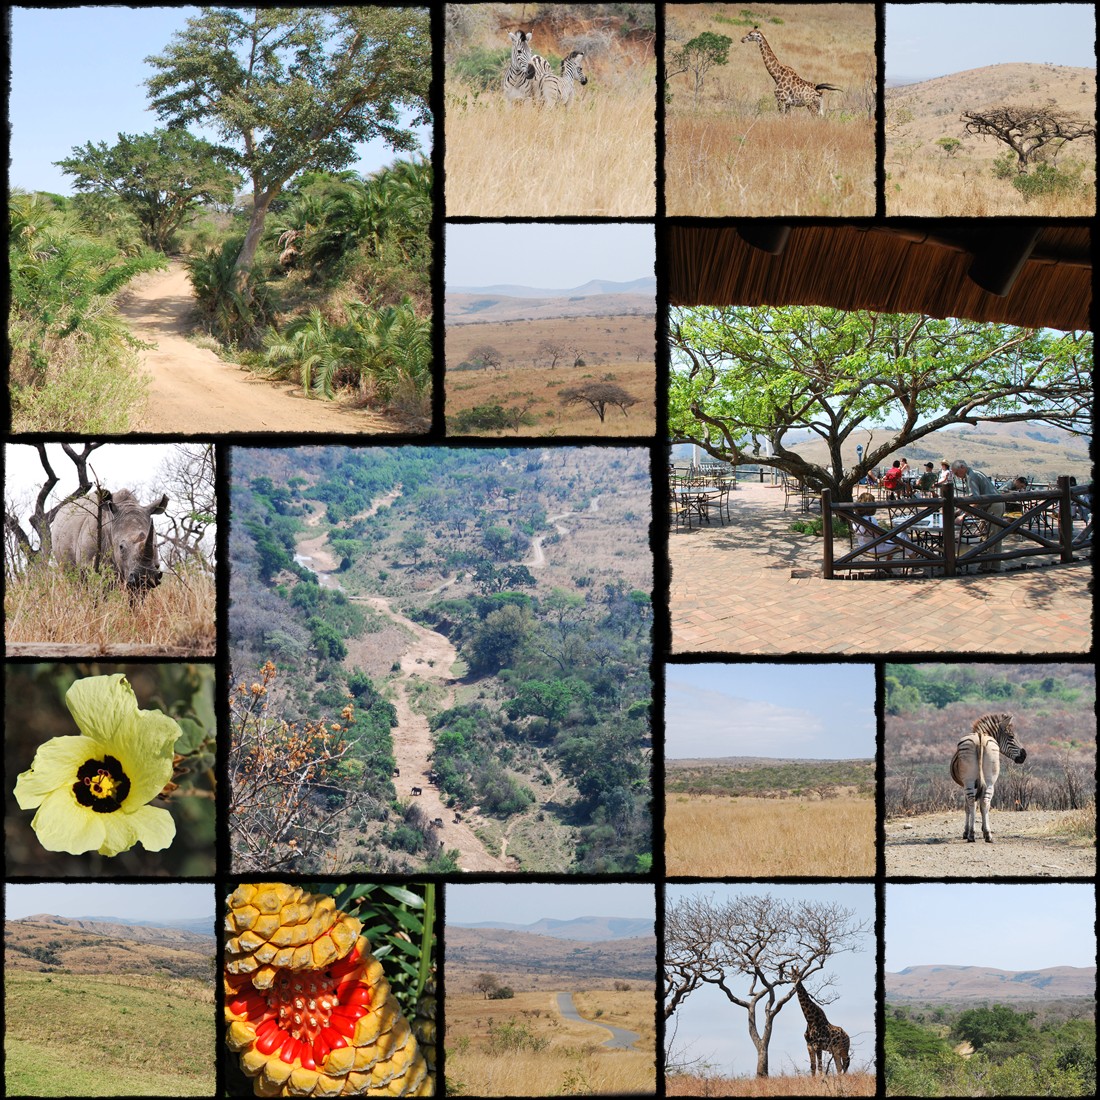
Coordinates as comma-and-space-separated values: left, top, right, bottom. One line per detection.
4, 563, 215, 656
445, 5, 656, 215
667, 1071, 876, 1096
665, 795, 875, 877
446, 990, 655, 1097
885, 62, 1096, 215
665, 4, 875, 215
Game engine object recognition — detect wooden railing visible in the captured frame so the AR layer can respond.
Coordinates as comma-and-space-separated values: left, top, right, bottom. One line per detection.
822, 477, 1091, 579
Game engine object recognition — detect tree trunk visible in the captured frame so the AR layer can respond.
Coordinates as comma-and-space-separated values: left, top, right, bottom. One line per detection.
233, 189, 277, 277
754, 1045, 769, 1077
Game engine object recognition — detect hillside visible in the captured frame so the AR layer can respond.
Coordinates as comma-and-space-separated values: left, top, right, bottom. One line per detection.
445, 926, 656, 992
11, 913, 213, 945
446, 290, 655, 325
886, 965, 1095, 1003
450, 915, 652, 941
449, 277, 655, 299
666, 757, 874, 797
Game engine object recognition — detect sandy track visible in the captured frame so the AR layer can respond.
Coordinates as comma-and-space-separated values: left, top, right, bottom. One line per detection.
885, 809, 1095, 877
117, 263, 391, 434
359, 596, 514, 874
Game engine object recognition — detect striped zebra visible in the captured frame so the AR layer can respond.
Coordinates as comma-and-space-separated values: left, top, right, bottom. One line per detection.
536, 50, 588, 106
502, 30, 538, 104
950, 713, 1027, 843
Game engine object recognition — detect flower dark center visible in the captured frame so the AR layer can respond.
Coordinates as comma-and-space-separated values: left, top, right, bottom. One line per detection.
73, 755, 130, 813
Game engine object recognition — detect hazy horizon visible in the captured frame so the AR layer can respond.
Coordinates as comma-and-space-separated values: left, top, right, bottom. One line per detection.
5, 883, 215, 924
446, 883, 655, 926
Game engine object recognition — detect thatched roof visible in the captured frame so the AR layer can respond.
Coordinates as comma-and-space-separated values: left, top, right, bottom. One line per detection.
668, 223, 1091, 332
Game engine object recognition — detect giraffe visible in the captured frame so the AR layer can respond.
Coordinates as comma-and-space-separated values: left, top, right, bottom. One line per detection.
794, 981, 851, 1076
740, 27, 842, 115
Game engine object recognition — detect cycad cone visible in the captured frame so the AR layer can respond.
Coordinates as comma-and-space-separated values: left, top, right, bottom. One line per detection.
225, 883, 434, 1096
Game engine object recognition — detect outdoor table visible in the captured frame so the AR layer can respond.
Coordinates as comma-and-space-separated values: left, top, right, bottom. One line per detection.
672, 484, 725, 525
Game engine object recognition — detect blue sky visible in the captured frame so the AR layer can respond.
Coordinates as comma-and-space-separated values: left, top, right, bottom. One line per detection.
9, 6, 431, 195
887, 884, 1095, 971
446, 883, 655, 926
886, 4, 1097, 80
666, 884, 875, 1078
666, 663, 875, 759
5, 882, 215, 923
446, 223, 655, 288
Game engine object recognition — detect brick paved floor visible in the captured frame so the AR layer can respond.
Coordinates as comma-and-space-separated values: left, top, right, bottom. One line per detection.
669, 483, 1093, 655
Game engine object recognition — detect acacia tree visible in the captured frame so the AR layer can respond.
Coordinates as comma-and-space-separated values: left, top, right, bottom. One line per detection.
962, 106, 1095, 173
668, 32, 732, 104
670, 306, 1092, 502
560, 381, 640, 422
55, 129, 241, 252
145, 7, 430, 278
665, 892, 869, 1077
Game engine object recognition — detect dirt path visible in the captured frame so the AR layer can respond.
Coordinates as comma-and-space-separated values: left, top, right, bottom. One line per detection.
885, 809, 1095, 877
117, 263, 391, 434
555, 993, 641, 1050
526, 495, 602, 568
359, 595, 514, 873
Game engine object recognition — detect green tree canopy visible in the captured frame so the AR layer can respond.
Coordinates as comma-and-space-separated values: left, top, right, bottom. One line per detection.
670, 306, 1092, 501
145, 6, 431, 275
55, 129, 241, 253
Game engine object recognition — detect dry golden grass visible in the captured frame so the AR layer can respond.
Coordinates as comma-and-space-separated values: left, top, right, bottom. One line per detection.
667, 1071, 877, 1096
447, 990, 656, 1096
445, 78, 656, 215
446, 360, 655, 436
665, 4, 875, 215
665, 795, 874, 877
4, 563, 215, 656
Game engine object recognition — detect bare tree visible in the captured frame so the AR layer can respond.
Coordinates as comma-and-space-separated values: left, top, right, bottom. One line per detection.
560, 381, 639, 422
154, 444, 216, 570
470, 344, 505, 371
665, 892, 870, 1077
537, 338, 570, 370
962, 105, 1095, 172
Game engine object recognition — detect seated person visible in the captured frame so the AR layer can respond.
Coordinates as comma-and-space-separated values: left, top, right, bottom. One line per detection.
1008, 476, 1029, 493
881, 461, 904, 498
853, 492, 903, 559
935, 459, 953, 488
917, 462, 938, 493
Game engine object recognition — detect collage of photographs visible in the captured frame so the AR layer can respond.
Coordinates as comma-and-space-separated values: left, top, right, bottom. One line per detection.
2, 3, 1095, 1099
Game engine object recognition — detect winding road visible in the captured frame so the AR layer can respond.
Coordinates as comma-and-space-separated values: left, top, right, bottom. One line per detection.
526, 495, 602, 568
555, 993, 641, 1050
118, 263, 391, 433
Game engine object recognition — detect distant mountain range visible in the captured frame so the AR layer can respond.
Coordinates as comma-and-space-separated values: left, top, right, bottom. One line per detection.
887, 965, 1095, 1002
14, 913, 214, 940
449, 276, 655, 298
448, 915, 652, 941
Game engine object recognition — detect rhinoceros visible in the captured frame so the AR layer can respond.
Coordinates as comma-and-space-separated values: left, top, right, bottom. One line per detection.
51, 489, 169, 594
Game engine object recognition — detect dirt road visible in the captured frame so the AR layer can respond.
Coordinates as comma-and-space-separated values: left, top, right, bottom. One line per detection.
885, 810, 1094, 877
117, 263, 390, 433
556, 993, 641, 1050
526, 495, 602, 567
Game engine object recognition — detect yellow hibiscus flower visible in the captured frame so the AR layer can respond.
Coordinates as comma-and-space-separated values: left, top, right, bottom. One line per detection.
14, 674, 180, 857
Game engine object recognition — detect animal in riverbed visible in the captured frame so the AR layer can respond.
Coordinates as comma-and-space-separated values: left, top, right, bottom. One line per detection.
950, 713, 1027, 842
411, 786, 423, 796
740, 26, 841, 115
51, 489, 169, 595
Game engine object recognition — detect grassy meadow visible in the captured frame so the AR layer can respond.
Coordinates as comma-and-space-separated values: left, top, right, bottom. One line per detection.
446, 989, 655, 1096
445, 5, 656, 215
4, 563, 215, 656
667, 1071, 877, 1096
666, 794, 874, 877
4, 971, 213, 1096
664, 4, 875, 215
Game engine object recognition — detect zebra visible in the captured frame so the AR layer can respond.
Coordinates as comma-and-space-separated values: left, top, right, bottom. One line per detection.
950, 713, 1027, 843
502, 30, 538, 104
536, 50, 588, 106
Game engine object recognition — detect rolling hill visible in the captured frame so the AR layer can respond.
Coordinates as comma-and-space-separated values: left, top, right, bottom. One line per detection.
447, 289, 655, 326
887, 964, 1095, 1003
449, 915, 652, 941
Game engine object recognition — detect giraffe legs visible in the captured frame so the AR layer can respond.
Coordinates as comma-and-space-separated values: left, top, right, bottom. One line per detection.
806, 1043, 820, 1076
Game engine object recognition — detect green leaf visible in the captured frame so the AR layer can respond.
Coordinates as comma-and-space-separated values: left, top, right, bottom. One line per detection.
379, 884, 424, 908
174, 716, 206, 754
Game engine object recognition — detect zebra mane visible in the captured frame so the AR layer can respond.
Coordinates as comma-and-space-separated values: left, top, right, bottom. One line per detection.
971, 712, 1014, 736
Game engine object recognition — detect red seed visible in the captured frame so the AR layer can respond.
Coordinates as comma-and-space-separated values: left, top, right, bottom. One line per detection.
299, 1048, 316, 1071
279, 1036, 301, 1064
321, 1027, 347, 1050
255, 1027, 287, 1055
229, 993, 266, 1017
343, 987, 372, 1007
313, 1035, 331, 1064
255, 1019, 279, 1039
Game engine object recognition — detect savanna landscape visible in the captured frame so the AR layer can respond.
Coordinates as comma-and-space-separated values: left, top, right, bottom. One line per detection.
884, 663, 1096, 878
444, 3, 657, 215
446, 918, 656, 1096
664, 4, 876, 215
886, 63, 1096, 216
665, 757, 875, 877
3, 443, 216, 657
9, 8, 432, 434
229, 447, 652, 876
446, 278, 656, 436
4, 911, 214, 1097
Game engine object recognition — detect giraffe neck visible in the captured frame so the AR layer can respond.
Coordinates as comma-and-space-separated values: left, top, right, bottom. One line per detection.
796, 983, 825, 1026
753, 33, 785, 84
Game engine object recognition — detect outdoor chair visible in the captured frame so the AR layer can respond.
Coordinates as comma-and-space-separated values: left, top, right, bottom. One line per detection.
847, 516, 910, 578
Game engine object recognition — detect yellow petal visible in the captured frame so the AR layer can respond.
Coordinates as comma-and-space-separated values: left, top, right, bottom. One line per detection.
323, 1044, 355, 1076
253, 965, 277, 989
290, 944, 313, 968
289, 1065, 321, 1095
230, 884, 258, 908
311, 1073, 345, 1098
261, 1055, 294, 1088
311, 935, 339, 969
227, 1020, 257, 1050
236, 929, 266, 952
253, 883, 298, 913
268, 922, 310, 948
241, 1045, 272, 1077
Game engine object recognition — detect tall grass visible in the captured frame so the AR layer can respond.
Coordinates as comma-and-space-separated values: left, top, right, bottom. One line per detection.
445, 76, 656, 215
4, 562, 215, 655
667, 1071, 877, 1096
665, 795, 875, 877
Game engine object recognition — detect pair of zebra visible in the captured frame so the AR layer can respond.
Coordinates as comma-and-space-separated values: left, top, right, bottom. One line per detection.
503, 30, 588, 107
